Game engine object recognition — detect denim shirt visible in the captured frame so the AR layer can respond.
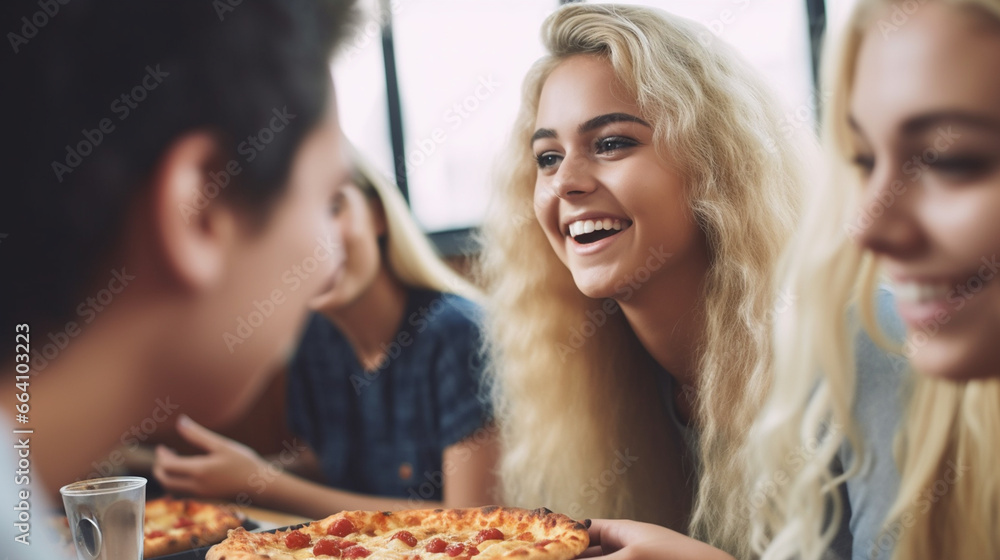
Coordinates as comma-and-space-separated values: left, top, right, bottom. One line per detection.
287, 289, 490, 503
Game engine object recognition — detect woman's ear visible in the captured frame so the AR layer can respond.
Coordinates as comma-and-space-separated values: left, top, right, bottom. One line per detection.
370, 195, 389, 238
147, 132, 242, 292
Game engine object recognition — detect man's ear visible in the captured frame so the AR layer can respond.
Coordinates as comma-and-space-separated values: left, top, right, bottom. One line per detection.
147, 132, 241, 291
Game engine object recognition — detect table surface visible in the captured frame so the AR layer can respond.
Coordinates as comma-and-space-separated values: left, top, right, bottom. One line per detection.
238, 504, 311, 530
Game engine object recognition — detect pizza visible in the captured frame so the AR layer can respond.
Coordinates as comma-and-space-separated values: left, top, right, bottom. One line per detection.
206, 506, 589, 560
143, 496, 244, 557
55, 496, 244, 557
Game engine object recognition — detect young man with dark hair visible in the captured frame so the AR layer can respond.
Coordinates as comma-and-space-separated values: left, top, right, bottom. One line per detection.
1, 0, 357, 555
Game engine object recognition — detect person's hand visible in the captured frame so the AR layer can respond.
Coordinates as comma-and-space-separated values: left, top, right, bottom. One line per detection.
580, 519, 735, 560
153, 414, 266, 499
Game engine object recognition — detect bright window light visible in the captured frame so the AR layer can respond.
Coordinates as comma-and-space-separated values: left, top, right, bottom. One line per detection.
335, 0, 818, 234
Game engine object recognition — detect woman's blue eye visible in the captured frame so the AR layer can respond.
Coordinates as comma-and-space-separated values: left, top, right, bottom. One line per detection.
596, 137, 637, 153
535, 153, 560, 169
932, 157, 991, 180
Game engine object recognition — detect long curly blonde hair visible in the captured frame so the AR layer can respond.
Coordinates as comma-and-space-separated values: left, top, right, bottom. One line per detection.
477, 4, 808, 557
751, 1, 1000, 559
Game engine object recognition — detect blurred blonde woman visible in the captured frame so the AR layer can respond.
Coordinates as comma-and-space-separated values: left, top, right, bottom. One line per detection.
753, 1, 1000, 559
479, 4, 809, 557
155, 148, 498, 519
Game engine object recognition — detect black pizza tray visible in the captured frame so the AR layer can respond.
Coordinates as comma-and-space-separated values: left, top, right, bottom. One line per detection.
155, 520, 307, 560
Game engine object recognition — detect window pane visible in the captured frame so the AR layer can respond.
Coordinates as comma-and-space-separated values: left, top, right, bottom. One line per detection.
340, 0, 818, 234
332, 0, 396, 183
393, 0, 558, 232
590, 0, 815, 113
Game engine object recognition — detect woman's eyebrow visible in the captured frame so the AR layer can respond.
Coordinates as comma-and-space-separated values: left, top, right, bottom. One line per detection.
899, 111, 1000, 135
849, 111, 1000, 137
579, 112, 651, 133
531, 112, 651, 145
531, 128, 556, 144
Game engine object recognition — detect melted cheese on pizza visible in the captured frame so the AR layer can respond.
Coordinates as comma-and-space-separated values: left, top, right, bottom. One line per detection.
208, 506, 586, 560
246, 533, 552, 560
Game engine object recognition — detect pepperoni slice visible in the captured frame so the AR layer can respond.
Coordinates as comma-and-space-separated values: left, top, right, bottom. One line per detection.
473, 528, 504, 544
343, 545, 371, 558
467, 546, 481, 556
173, 517, 195, 529
445, 543, 465, 557
392, 531, 418, 547
337, 539, 358, 549
328, 519, 357, 538
425, 538, 447, 553
313, 538, 342, 557
145, 530, 165, 539
285, 530, 311, 549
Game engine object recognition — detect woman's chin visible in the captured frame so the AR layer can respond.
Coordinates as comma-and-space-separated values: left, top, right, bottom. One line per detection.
907, 335, 1000, 381
571, 277, 619, 301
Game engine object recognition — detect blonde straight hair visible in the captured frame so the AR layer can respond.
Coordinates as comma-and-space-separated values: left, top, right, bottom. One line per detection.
752, 1, 1000, 559
478, 4, 808, 557
349, 145, 481, 302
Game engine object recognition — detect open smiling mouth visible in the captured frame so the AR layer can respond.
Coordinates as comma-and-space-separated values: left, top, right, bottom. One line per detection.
566, 218, 633, 245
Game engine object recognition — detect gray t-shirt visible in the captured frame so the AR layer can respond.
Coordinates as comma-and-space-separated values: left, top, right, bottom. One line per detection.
829, 288, 907, 560
659, 288, 905, 560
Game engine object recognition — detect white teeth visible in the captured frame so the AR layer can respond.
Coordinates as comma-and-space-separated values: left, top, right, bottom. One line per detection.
566, 218, 627, 238
894, 281, 949, 304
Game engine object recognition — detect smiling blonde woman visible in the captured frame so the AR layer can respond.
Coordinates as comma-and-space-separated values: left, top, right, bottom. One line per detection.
752, 1, 1000, 559
477, 4, 811, 558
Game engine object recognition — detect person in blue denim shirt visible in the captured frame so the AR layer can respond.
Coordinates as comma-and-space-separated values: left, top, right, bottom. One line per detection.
288, 288, 490, 505
154, 151, 497, 519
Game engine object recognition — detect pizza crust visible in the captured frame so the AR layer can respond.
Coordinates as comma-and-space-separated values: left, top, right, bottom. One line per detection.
144, 497, 244, 558
207, 506, 588, 560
